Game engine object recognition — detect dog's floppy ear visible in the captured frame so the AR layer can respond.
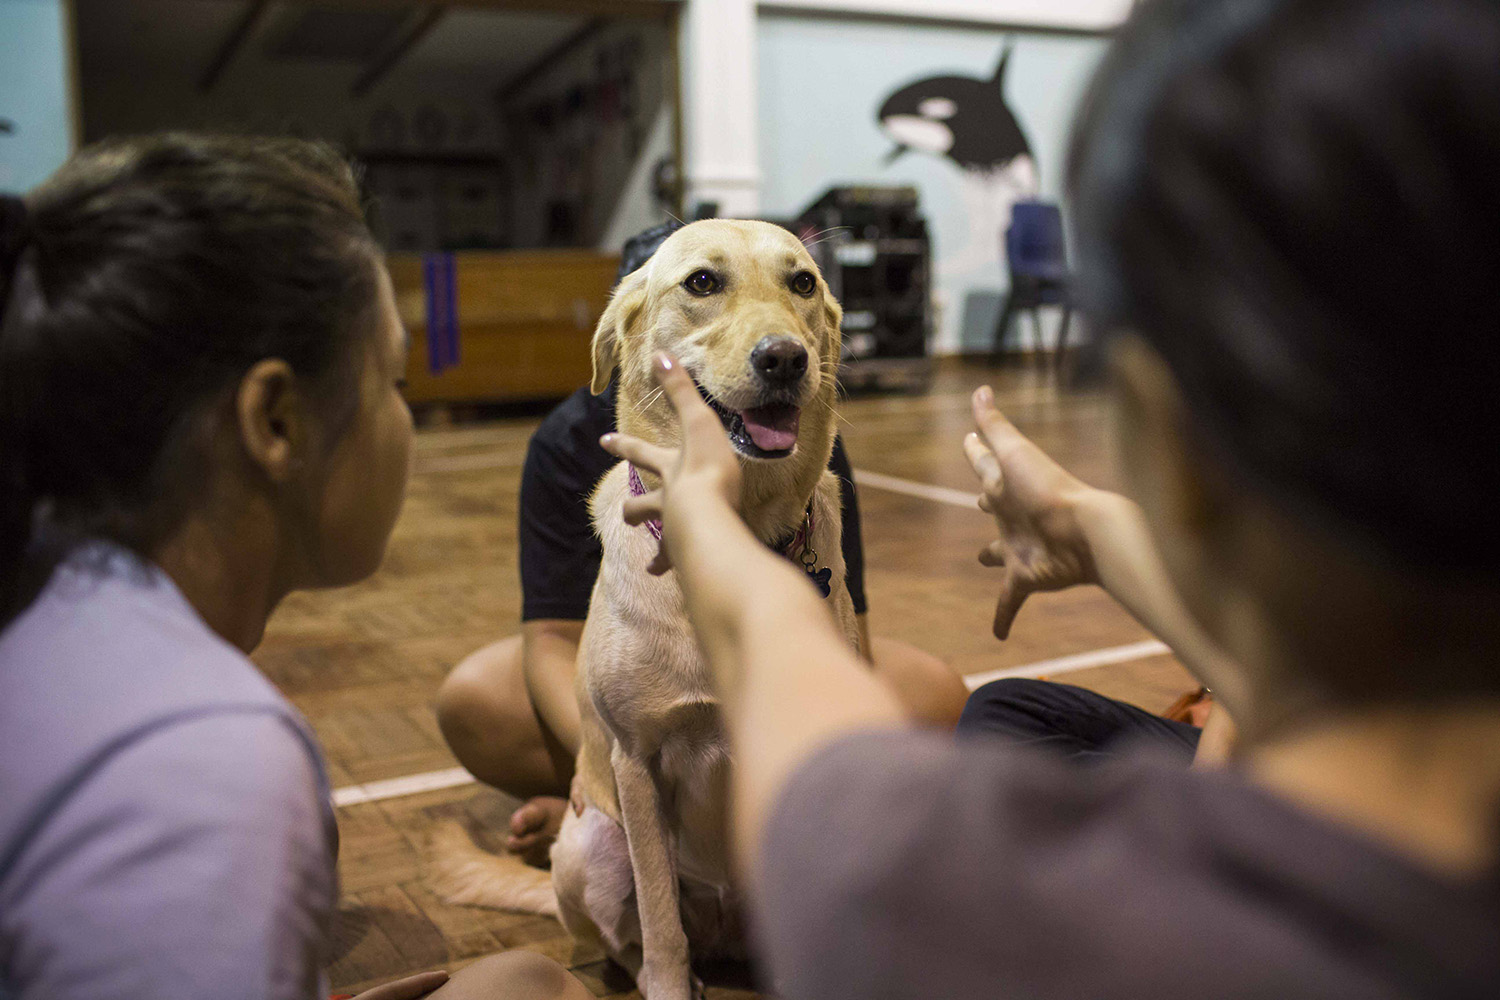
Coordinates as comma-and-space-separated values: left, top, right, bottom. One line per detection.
592, 267, 649, 395
821, 289, 844, 347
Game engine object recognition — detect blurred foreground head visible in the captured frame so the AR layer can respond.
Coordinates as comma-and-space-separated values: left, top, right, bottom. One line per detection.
1068, 0, 1500, 714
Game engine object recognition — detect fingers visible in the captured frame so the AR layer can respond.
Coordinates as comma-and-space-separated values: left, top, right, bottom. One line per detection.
620, 490, 672, 573
622, 491, 662, 527
991, 576, 1028, 641
652, 353, 719, 433
971, 385, 1029, 460
977, 540, 1006, 567
964, 432, 1003, 494
601, 432, 675, 476
646, 546, 673, 575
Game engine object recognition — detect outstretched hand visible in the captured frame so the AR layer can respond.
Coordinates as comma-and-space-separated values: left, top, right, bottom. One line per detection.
600, 353, 743, 574
965, 385, 1100, 639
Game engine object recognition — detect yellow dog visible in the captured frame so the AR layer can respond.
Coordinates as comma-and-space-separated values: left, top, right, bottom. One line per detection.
432, 220, 859, 998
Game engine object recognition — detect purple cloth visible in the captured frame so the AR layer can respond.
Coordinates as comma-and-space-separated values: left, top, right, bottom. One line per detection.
0, 547, 337, 999
756, 730, 1500, 1000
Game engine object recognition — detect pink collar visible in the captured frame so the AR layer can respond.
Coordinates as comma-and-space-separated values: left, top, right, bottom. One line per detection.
627, 464, 664, 542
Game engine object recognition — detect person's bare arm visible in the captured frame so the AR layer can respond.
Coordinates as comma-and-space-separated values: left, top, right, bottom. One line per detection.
965, 387, 1249, 717
1073, 489, 1249, 713
520, 618, 584, 758
601, 355, 904, 881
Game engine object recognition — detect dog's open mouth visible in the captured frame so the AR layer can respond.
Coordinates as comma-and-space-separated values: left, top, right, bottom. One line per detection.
697, 385, 800, 459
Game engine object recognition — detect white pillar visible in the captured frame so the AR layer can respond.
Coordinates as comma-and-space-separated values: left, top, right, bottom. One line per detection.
679, 0, 760, 217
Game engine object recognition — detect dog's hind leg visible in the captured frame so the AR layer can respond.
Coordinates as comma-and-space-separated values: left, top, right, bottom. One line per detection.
552, 800, 643, 970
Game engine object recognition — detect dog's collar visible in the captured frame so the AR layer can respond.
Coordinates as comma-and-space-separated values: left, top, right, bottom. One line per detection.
627, 464, 666, 542
627, 463, 831, 598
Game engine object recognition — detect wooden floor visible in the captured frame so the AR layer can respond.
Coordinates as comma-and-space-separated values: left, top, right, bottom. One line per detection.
251, 357, 1194, 997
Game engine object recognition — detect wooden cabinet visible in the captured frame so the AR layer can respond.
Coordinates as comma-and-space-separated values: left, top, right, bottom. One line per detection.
387, 250, 621, 404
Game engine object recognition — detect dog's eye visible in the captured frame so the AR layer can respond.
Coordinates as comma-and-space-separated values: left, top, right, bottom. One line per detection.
683, 269, 720, 296
789, 270, 817, 297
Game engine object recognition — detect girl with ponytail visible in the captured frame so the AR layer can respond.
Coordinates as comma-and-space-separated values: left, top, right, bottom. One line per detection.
0, 136, 590, 1000
0, 193, 39, 617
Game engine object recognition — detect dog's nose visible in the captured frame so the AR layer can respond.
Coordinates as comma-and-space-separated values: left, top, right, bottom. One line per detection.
751, 336, 808, 383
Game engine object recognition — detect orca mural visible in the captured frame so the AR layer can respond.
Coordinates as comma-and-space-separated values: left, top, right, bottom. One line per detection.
877, 45, 1033, 174
875, 45, 1040, 281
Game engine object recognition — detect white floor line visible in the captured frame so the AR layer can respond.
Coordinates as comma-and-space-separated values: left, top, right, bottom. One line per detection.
961, 639, 1172, 691
332, 766, 476, 808
852, 469, 979, 509
329, 640, 1174, 809
331, 471, 1165, 807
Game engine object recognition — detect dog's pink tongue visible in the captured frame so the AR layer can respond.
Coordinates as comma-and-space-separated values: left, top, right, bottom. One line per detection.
740, 406, 800, 451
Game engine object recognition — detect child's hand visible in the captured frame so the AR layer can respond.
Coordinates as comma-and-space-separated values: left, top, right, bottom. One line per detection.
965, 385, 1100, 638
601, 353, 743, 575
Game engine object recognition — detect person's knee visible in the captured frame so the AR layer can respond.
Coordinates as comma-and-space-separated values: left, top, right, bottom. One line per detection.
871, 637, 969, 728
438, 638, 519, 727
958, 677, 1063, 737
436, 637, 530, 762
437, 636, 572, 797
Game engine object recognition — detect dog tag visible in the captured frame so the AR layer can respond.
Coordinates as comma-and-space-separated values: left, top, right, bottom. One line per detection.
800, 545, 832, 598
807, 565, 833, 598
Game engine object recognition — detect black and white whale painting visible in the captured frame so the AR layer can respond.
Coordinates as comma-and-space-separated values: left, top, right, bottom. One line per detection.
876, 45, 1039, 275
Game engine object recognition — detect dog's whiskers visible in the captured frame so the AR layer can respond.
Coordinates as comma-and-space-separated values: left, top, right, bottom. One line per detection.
633, 387, 666, 413
801, 226, 850, 247
810, 389, 852, 428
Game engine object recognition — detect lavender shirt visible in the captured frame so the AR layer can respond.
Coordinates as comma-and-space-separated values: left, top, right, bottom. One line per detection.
0, 548, 337, 999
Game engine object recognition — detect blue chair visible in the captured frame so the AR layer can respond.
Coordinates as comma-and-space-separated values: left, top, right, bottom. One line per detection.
992, 200, 1074, 364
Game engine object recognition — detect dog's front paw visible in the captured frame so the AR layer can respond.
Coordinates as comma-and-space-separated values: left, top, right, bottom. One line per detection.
637, 960, 697, 1000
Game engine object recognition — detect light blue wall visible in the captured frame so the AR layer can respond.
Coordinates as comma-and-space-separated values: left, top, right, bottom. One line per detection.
757, 15, 1107, 352
0, 0, 74, 192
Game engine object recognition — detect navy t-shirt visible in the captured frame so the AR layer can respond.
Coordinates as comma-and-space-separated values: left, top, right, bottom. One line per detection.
519, 381, 868, 622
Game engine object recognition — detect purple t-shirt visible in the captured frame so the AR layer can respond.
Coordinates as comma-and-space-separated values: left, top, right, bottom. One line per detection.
756, 730, 1500, 1000
0, 547, 337, 999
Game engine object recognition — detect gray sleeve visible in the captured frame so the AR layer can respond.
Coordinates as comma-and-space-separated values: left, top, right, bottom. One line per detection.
752, 729, 1089, 1000
2, 712, 336, 1000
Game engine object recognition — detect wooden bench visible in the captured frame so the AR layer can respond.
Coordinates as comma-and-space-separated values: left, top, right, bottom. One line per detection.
388, 249, 621, 405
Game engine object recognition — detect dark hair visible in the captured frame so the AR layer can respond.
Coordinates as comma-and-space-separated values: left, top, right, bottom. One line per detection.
0, 133, 382, 620
617, 219, 684, 282
1069, 0, 1500, 586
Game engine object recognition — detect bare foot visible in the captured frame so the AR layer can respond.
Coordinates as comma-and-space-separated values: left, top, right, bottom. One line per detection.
507, 796, 567, 864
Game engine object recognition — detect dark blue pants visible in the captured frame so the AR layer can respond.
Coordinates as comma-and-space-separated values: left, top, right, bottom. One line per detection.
958, 678, 1201, 763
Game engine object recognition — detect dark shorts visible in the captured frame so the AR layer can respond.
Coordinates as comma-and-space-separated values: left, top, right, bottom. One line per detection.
957, 677, 1201, 763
